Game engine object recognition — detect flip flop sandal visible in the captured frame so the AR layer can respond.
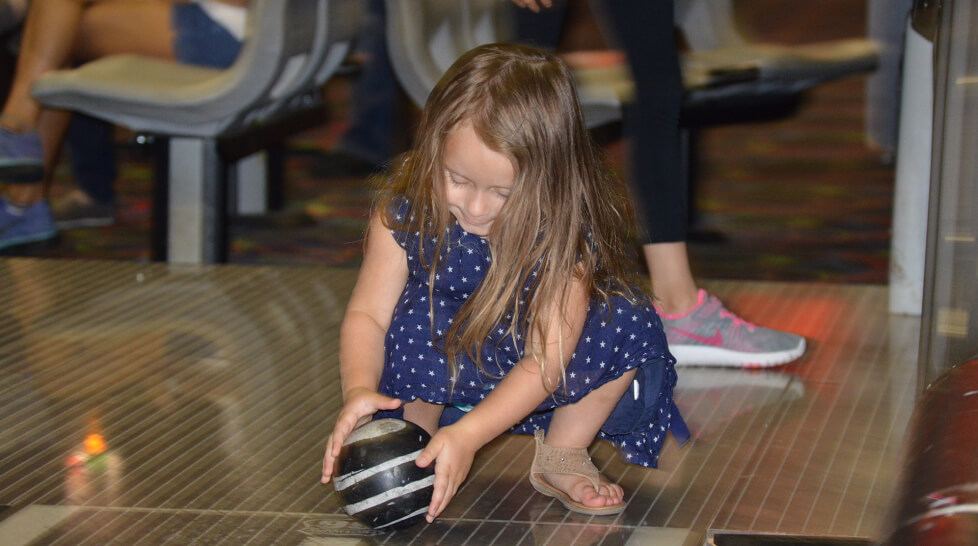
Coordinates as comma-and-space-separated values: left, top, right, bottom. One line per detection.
528, 430, 625, 516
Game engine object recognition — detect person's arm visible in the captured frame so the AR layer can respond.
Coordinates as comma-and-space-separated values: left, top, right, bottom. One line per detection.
416, 274, 589, 521
321, 211, 410, 482
508, 0, 553, 14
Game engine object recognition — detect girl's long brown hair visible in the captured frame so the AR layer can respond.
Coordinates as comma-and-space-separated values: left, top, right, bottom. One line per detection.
377, 43, 641, 388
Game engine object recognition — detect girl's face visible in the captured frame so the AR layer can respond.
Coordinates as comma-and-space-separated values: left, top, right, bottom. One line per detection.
442, 122, 515, 237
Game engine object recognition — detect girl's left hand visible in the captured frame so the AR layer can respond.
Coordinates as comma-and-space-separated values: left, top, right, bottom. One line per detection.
415, 424, 478, 522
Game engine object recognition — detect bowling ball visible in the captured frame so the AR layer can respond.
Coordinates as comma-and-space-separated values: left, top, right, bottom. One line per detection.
333, 418, 435, 529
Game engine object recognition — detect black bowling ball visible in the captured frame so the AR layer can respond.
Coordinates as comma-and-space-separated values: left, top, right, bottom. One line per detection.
333, 418, 434, 529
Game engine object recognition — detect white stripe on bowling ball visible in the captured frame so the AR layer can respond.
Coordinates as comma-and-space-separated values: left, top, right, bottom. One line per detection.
334, 449, 424, 491
374, 506, 430, 529
344, 419, 407, 445
343, 474, 436, 515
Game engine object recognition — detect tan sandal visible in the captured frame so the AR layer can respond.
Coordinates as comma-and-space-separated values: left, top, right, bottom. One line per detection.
528, 429, 625, 516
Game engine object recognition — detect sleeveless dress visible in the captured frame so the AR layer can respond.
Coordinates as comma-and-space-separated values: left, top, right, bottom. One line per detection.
376, 198, 689, 468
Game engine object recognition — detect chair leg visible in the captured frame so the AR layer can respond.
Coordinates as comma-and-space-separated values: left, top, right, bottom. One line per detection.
266, 145, 285, 211
233, 151, 269, 216
151, 137, 170, 262
168, 137, 228, 264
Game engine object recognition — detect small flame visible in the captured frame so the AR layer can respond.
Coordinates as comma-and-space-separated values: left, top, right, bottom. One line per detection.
84, 433, 106, 455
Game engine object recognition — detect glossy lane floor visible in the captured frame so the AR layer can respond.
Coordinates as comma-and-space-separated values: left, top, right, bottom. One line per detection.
0, 259, 917, 545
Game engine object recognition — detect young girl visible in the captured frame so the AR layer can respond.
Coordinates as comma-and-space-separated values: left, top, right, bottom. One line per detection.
321, 43, 688, 523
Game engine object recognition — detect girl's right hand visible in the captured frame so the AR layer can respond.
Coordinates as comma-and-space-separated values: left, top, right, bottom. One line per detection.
321, 388, 402, 483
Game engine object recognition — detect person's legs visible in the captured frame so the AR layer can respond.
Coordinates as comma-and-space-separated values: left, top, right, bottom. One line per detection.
4, 0, 175, 124
643, 242, 699, 314
535, 368, 635, 509
592, 0, 694, 310
595, 0, 805, 367
38, 0, 175, 178
331, 0, 396, 170
1, 0, 175, 176
52, 113, 118, 229
0, 0, 176, 248
54, 2, 243, 229
2, 0, 86, 132
169, 1, 243, 69
0, 106, 70, 249
4, 108, 70, 202
66, 114, 117, 206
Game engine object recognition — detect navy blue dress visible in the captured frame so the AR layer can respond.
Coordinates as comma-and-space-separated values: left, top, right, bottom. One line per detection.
376, 198, 688, 468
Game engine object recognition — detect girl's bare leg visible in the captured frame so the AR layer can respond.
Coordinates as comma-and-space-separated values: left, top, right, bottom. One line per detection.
543, 368, 636, 508
402, 399, 445, 436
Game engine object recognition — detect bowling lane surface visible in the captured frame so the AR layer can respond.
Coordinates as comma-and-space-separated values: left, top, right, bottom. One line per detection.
0, 259, 916, 545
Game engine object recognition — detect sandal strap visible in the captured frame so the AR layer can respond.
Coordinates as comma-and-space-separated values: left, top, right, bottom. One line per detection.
531, 429, 601, 491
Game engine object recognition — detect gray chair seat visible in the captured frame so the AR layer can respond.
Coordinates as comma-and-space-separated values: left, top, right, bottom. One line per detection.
34, 57, 236, 134
683, 38, 880, 108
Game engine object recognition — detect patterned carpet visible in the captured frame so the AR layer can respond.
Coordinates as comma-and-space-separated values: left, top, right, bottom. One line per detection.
20, 0, 894, 284
689, 76, 894, 284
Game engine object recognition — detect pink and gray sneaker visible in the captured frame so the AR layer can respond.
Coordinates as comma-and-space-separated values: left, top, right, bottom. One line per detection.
656, 290, 806, 368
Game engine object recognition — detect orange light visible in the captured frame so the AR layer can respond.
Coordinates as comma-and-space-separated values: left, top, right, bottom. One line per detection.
83, 433, 106, 455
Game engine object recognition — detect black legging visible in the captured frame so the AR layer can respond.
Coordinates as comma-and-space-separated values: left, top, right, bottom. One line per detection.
595, 0, 684, 244
514, 0, 685, 244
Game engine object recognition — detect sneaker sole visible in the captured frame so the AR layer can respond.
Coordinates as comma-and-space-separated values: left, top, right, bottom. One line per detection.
54, 217, 115, 229
0, 163, 44, 183
0, 231, 59, 253
670, 338, 806, 368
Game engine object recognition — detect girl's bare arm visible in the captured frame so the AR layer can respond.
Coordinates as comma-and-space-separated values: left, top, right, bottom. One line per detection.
338, 211, 408, 397
322, 211, 409, 481
452, 275, 587, 444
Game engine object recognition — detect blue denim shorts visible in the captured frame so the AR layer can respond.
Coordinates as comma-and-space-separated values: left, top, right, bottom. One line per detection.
171, 3, 243, 69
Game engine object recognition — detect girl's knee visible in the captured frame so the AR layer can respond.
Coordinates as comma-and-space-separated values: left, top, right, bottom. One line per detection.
402, 399, 445, 436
